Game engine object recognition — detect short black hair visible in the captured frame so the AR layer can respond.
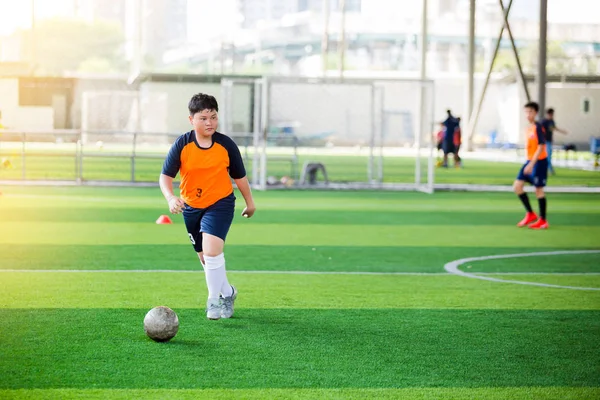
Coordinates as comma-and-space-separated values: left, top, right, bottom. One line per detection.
524, 102, 539, 113
188, 93, 219, 115
546, 108, 554, 115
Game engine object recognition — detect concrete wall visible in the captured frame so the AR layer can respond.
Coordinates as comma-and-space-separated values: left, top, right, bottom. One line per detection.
72, 78, 134, 129
3, 75, 599, 150
545, 84, 600, 146
516, 83, 600, 147
0, 78, 54, 130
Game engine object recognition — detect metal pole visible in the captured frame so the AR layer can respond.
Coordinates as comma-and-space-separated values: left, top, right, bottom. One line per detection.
499, 0, 530, 101
427, 81, 436, 193
322, 0, 330, 76
30, 0, 36, 74
21, 133, 26, 180
129, 0, 143, 82
259, 78, 269, 190
131, 133, 137, 182
338, 0, 346, 79
252, 79, 261, 188
415, 0, 428, 186
369, 85, 375, 183
538, 0, 548, 114
77, 132, 83, 184
220, 80, 233, 133
74, 134, 78, 183
378, 87, 385, 183
79, 138, 84, 182
467, 0, 514, 148
466, 0, 475, 139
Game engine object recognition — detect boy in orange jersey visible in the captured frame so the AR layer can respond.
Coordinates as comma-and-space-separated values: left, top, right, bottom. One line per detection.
513, 102, 549, 230
159, 93, 256, 320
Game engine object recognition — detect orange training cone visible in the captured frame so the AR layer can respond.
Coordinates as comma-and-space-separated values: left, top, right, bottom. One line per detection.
156, 215, 173, 224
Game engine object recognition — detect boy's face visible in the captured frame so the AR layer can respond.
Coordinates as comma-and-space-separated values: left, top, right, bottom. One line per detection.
546, 112, 553, 120
190, 109, 218, 137
524, 107, 537, 123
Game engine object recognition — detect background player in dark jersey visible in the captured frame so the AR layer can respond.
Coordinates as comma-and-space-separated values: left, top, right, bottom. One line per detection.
514, 102, 549, 230
159, 93, 256, 320
442, 110, 460, 168
453, 117, 462, 168
541, 108, 568, 176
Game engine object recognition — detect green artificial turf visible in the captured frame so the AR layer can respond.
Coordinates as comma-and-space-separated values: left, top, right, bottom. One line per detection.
1, 309, 599, 389
2, 272, 599, 310
1, 388, 599, 400
0, 186, 599, 399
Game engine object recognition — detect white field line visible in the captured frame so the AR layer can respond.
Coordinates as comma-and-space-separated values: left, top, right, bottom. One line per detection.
0, 269, 444, 275
0, 269, 599, 276
444, 250, 600, 291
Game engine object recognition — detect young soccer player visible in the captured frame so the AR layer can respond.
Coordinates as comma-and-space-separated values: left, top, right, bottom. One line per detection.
540, 108, 568, 176
514, 102, 549, 229
442, 110, 460, 168
435, 122, 445, 167
453, 117, 462, 168
159, 93, 256, 320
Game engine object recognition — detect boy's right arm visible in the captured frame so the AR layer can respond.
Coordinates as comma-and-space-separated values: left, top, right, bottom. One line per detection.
160, 136, 185, 214
159, 174, 184, 214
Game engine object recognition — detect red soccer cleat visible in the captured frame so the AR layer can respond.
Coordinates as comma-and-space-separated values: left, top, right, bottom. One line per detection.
517, 212, 538, 227
529, 219, 549, 230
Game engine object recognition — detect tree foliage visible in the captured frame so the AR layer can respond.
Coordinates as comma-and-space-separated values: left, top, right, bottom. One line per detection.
30, 17, 126, 75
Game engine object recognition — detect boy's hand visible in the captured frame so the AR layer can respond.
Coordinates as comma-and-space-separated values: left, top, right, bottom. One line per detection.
242, 205, 256, 218
524, 163, 534, 175
167, 196, 185, 214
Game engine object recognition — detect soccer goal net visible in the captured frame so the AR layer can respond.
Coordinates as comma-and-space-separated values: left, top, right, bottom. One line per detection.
221, 76, 436, 193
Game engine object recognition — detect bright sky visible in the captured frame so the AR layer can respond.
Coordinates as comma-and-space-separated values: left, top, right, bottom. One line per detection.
0, 0, 83, 35
0, 0, 598, 37
187, 0, 240, 41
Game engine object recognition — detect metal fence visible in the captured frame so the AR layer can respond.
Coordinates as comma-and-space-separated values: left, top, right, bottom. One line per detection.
2, 75, 598, 193
0, 129, 256, 184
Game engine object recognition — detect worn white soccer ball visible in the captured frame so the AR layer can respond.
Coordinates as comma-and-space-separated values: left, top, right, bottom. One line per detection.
143, 306, 179, 342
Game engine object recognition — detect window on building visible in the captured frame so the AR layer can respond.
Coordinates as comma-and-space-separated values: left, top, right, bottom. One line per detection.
582, 97, 591, 114
345, 0, 361, 12
298, 0, 309, 11
327, 0, 361, 12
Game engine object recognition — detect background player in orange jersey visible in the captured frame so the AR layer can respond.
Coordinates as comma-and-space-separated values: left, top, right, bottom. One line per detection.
159, 93, 256, 320
513, 102, 549, 230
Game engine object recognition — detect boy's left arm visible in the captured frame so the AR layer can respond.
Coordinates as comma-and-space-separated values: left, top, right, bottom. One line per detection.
555, 125, 568, 135
235, 177, 256, 218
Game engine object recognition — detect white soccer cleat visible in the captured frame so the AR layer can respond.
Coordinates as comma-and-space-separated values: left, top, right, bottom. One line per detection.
220, 286, 238, 319
206, 298, 222, 320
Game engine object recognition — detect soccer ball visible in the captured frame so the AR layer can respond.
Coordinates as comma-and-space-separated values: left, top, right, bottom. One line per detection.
143, 306, 179, 342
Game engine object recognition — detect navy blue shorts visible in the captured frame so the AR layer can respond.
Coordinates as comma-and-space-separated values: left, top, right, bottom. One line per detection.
442, 141, 456, 155
182, 193, 235, 253
517, 158, 548, 188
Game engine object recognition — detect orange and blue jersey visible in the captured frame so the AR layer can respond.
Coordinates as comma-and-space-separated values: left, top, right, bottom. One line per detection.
453, 126, 461, 146
442, 117, 458, 143
162, 131, 246, 209
525, 122, 547, 161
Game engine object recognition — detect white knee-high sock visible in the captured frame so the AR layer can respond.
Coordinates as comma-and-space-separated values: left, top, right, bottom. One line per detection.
220, 263, 233, 297
203, 253, 231, 299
